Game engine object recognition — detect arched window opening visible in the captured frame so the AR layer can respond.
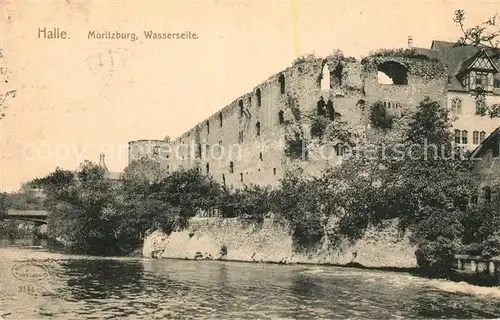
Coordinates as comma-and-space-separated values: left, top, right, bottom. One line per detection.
206, 120, 210, 134
356, 99, 366, 110
333, 64, 343, 87
278, 74, 285, 94
483, 186, 492, 202
229, 161, 234, 174
317, 97, 326, 116
256, 121, 261, 136
206, 162, 210, 174
451, 97, 462, 115
196, 143, 202, 159
320, 63, 331, 90
240, 172, 244, 182
326, 100, 335, 120
377, 61, 408, 85
273, 168, 276, 175
222, 174, 226, 186
259, 152, 263, 161
335, 143, 346, 156
256, 88, 262, 107
219, 112, 223, 127
239, 100, 244, 117
278, 110, 285, 125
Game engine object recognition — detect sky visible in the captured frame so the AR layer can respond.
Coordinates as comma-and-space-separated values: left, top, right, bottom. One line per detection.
0, 0, 499, 192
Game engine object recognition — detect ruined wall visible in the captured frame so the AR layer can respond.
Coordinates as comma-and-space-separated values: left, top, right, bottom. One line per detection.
154, 52, 449, 189
128, 139, 171, 170
143, 217, 417, 268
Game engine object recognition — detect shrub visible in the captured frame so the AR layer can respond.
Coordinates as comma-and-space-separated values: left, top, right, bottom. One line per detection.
369, 101, 394, 129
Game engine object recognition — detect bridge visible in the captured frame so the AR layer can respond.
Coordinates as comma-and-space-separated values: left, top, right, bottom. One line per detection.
2, 209, 48, 225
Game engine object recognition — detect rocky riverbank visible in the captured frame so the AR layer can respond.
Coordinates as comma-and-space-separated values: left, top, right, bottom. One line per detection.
143, 217, 417, 268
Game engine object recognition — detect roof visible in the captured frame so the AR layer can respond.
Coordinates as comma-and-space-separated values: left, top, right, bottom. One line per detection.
414, 40, 500, 92
106, 171, 123, 181
470, 127, 500, 159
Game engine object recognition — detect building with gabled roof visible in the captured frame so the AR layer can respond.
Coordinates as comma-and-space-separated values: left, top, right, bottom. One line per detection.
414, 39, 500, 150
470, 127, 500, 203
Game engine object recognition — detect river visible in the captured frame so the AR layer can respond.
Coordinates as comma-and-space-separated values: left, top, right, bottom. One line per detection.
1, 239, 500, 319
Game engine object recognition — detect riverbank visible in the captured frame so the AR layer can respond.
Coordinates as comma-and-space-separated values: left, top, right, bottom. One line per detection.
143, 217, 417, 268
143, 217, 500, 287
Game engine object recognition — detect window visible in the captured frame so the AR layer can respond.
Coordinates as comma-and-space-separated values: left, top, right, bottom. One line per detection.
238, 131, 243, 143
205, 144, 210, 157
206, 120, 210, 134
256, 121, 261, 136
259, 152, 263, 161
206, 163, 210, 174
473, 131, 479, 145
273, 168, 276, 175
335, 144, 346, 156
219, 112, 223, 127
451, 97, 462, 115
196, 143, 202, 159
480, 131, 486, 142
229, 161, 234, 173
461, 130, 468, 144
475, 71, 489, 87
454, 130, 461, 144
475, 100, 485, 115
278, 110, 284, 125
153, 145, 160, 156
222, 174, 226, 186
278, 74, 285, 94
256, 88, 261, 107
320, 63, 331, 90
394, 102, 401, 117
239, 100, 244, 117
240, 172, 243, 182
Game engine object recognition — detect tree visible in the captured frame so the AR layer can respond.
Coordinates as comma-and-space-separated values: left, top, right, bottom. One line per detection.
0, 192, 8, 218
31, 162, 124, 255
0, 48, 17, 120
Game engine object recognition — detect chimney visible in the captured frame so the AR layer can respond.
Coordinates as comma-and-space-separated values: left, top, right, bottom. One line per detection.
407, 36, 413, 49
99, 152, 108, 170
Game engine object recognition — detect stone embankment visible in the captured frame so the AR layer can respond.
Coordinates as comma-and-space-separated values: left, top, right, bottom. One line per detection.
143, 217, 417, 268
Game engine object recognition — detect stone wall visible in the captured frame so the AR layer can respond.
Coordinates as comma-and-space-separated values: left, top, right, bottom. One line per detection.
143, 217, 417, 268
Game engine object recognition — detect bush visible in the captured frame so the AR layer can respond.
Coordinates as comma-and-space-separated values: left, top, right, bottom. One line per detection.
369, 101, 394, 129
310, 115, 330, 139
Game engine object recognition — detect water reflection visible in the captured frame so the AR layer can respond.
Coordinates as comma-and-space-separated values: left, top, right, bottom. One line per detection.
61, 259, 146, 299
1, 245, 500, 319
